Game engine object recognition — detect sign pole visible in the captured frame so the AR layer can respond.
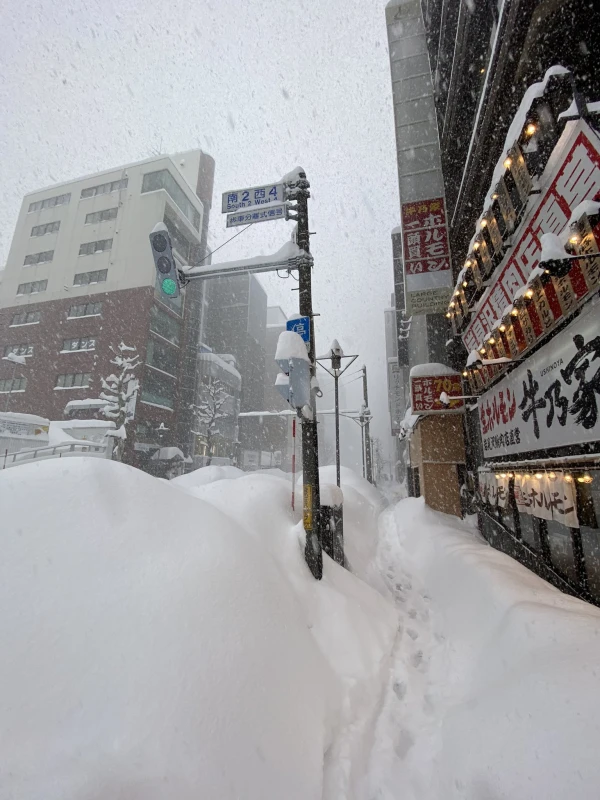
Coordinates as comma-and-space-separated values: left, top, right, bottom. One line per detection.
290, 171, 323, 580
362, 365, 374, 484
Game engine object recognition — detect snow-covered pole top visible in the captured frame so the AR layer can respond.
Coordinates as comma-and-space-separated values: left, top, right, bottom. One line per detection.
275, 331, 310, 363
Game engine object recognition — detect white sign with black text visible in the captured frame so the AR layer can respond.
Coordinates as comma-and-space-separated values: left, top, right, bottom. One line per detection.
222, 183, 284, 213
479, 301, 600, 458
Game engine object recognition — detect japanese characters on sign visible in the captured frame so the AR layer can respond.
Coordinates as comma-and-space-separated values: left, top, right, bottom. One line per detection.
514, 473, 578, 528
410, 372, 464, 414
401, 197, 453, 316
463, 123, 600, 352
390, 363, 406, 435
222, 183, 284, 213
226, 203, 287, 228
479, 302, 600, 458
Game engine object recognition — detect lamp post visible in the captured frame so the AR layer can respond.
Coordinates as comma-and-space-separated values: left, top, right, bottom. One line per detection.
316, 340, 358, 488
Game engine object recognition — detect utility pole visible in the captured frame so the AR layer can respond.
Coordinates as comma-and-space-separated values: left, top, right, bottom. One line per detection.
362, 365, 373, 484
289, 171, 323, 580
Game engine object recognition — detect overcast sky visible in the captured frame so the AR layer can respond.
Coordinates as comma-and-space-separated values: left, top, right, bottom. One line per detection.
0, 0, 399, 465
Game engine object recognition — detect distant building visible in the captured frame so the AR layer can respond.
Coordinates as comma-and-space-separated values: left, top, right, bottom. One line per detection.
0, 150, 215, 473
193, 350, 242, 467
263, 305, 291, 469
203, 273, 269, 468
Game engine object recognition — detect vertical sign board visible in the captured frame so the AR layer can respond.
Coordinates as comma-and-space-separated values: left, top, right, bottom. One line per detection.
410, 372, 464, 413
389, 363, 406, 435
402, 197, 454, 315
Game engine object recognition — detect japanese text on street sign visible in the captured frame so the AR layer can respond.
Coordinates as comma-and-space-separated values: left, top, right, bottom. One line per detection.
286, 316, 310, 343
226, 203, 287, 229
222, 183, 284, 213
478, 302, 600, 458
410, 373, 464, 414
463, 123, 600, 351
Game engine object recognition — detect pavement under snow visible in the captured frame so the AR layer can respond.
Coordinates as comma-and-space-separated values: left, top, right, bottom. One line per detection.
1, 459, 600, 798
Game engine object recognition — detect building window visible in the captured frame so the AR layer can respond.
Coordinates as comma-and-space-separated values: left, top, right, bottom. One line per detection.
142, 169, 201, 230
73, 269, 108, 286
150, 305, 181, 346
78, 238, 113, 256
28, 193, 71, 213
4, 343, 33, 358
67, 302, 102, 318
146, 337, 178, 376
0, 377, 27, 393
61, 337, 96, 353
80, 178, 128, 199
17, 279, 47, 296
141, 367, 175, 409
23, 250, 53, 266
31, 221, 60, 237
10, 311, 41, 326
85, 207, 118, 225
55, 372, 92, 389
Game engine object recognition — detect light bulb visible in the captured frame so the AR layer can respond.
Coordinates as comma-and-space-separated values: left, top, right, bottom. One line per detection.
495, 474, 500, 479
535, 473, 543, 480
446, 312, 452, 318
549, 472, 556, 479
499, 324, 506, 332
480, 219, 488, 228
569, 234, 580, 245
488, 337, 496, 345
525, 289, 534, 299
511, 308, 519, 316
526, 123, 537, 136
504, 157, 512, 169
565, 475, 573, 483
473, 241, 480, 250
479, 347, 486, 355
583, 474, 593, 484
492, 193, 499, 200
462, 370, 468, 377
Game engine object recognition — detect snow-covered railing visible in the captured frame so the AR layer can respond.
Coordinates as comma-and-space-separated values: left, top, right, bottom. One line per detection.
2, 441, 108, 469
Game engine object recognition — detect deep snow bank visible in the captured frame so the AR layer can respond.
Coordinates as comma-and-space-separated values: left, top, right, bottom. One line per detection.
390, 498, 600, 800
0, 459, 397, 799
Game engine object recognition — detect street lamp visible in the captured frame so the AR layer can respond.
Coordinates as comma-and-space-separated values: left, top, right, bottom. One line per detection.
316, 340, 358, 488
2, 352, 28, 412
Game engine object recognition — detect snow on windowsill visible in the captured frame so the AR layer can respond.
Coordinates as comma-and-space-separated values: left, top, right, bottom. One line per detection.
59, 349, 95, 355
140, 400, 174, 412
9, 321, 40, 327
54, 386, 91, 391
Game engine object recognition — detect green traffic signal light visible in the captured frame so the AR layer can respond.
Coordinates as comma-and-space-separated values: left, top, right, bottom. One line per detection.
161, 278, 177, 296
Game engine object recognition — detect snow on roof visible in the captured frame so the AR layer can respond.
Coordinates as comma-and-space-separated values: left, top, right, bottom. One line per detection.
151, 446, 185, 461
588, 100, 600, 114
557, 98, 578, 120
391, 224, 402, 235
0, 411, 49, 426
183, 241, 307, 278
64, 398, 106, 411
466, 350, 482, 367
198, 352, 241, 381
409, 362, 457, 377
53, 419, 115, 429
275, 330, 310, 363
565, 199, 600, 229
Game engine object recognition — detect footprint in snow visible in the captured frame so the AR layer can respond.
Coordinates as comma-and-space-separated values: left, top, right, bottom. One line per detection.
407, 628, 419, 640
411, 650, 424, 668
408, 609, 417, 619
393, 681, 406, 701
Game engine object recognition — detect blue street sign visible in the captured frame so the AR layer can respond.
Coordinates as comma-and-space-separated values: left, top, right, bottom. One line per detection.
287, 316, 310, 343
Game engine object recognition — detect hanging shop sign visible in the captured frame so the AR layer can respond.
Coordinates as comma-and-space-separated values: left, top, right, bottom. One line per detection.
410, 371, 464, 414
514, 472, 579, 528
402, 197, 453, 316
479, 302, 600, 458
463, 121, 600, 352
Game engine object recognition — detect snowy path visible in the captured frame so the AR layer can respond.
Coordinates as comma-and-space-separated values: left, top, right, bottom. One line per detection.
367, 505, 447, 799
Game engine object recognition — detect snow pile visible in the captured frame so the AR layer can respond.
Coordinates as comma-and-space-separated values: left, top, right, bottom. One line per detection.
409, 362, 456, 377
275, 329, 310, 362
370, 497, 600, 800
0, 459, 397, 799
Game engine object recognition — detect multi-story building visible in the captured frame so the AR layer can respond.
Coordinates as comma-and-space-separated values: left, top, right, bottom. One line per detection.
387, 0, 600, 604
263, 305, 291, 469
0, 150, 215, 472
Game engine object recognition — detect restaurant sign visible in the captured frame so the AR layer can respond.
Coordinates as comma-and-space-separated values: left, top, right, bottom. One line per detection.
479, 302, 600, 458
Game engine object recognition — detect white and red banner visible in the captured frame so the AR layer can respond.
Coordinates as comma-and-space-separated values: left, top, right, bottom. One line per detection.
463, 121, 600, 352
402, 197, 453, 315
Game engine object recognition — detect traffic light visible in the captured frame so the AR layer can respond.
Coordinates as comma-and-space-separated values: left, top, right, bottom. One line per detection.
149, 223, 181, 299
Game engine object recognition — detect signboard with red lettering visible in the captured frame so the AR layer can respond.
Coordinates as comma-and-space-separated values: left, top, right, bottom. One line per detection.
479, 302, 600, 458
463, 121, 600, 352
410, 372, 464, 414
402, 197, 453, 316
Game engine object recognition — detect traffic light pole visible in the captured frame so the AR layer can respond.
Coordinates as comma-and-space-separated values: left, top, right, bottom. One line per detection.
362, 365, 373, 484
290, 172, 323, 580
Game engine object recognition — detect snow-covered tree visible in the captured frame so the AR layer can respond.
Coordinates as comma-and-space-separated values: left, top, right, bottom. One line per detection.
100, 342, 140, 462
192, 378, 230, 465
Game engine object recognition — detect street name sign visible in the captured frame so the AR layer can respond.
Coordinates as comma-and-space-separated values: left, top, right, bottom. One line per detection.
226, 203, 287, 229
222, 182, 285, 213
